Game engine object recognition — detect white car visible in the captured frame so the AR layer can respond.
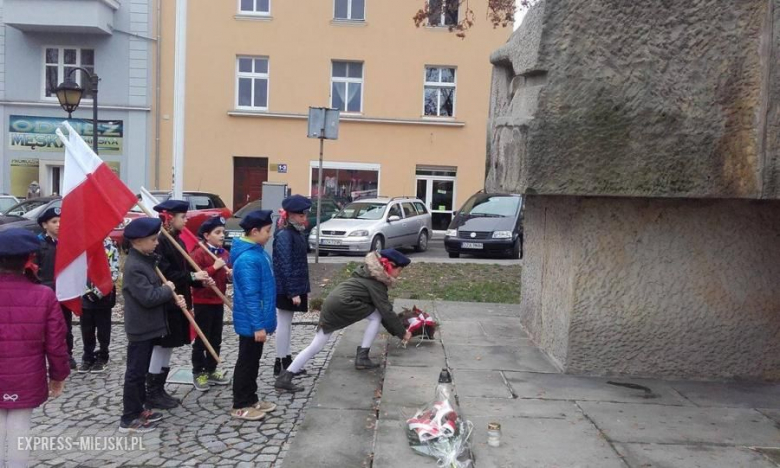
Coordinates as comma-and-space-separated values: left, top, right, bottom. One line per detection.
0, 195, 20, 215
309, 197, 433, 255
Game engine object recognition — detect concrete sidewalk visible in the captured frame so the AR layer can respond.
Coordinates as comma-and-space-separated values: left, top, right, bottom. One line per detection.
285, 300, 780, 468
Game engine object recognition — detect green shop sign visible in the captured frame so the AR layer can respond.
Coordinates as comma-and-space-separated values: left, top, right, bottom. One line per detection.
8, 115, 123, 154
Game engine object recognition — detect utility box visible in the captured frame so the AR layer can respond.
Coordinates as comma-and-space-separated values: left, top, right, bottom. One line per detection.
261, 182, 288, 258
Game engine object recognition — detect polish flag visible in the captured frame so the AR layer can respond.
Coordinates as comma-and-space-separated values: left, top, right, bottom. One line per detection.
54, 122, 138, 315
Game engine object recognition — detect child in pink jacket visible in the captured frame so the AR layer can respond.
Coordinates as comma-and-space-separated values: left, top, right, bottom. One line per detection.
0, 228, 70, 467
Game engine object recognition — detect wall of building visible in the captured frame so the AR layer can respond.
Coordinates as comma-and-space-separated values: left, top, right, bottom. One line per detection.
157, 0, 510, 210
522, 195, 780, 380
0, 0, 153, 197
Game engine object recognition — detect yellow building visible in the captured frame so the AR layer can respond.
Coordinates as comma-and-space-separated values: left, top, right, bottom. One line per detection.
156, 0, 510, 230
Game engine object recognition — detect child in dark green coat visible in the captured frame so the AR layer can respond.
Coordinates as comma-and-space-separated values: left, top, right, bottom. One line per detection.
274, 249, 412, 392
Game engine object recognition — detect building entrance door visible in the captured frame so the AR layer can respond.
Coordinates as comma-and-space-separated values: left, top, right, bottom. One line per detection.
415, 166, 457, 231
233, 157, 268, 212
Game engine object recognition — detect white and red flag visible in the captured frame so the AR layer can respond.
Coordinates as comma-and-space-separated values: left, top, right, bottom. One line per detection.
54, 122, 138, 315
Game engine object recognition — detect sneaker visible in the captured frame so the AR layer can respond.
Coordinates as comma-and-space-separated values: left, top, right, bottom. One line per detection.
206, 370, 230, 386
77, 362, 93, 373
90, 361, 106, 373
230, 407, 266, 421
253, 401, 277, 413
140, 410, 164, 423
119, 418, 157, 433
69, 357, 78, 370
193, 373, 210, 392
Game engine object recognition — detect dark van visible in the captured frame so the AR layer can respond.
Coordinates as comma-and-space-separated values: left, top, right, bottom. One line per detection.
443, 192, 523, 259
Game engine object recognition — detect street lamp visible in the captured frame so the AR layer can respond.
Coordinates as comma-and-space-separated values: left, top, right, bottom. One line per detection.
54, 68, 100, 154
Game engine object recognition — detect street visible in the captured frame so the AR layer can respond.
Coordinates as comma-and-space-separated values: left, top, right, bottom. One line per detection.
308, 236, 522, 266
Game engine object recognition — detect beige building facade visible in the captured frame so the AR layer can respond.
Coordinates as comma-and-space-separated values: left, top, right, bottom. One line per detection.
156, 0, 510, 230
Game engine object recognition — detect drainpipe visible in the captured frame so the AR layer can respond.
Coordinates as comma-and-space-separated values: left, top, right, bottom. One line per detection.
154, 0, 162, 189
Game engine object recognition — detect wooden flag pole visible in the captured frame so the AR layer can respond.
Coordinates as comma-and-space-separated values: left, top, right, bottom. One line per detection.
136, 201, 234, 311
155, 266, 221, 364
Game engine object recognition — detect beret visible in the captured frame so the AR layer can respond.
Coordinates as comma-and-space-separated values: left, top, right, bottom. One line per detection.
239, 210, 273, 231
0, 228, 41, 256
124, 217, 162, 240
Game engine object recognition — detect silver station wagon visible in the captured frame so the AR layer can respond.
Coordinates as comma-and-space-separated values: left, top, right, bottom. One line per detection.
308, 197, 433, 255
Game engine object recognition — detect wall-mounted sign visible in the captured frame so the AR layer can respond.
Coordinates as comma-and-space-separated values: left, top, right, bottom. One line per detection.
8, 115, 124, 154
278, 164, 288, 173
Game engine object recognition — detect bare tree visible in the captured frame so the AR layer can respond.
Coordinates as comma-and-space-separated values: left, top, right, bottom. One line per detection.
414, 0, 534, 38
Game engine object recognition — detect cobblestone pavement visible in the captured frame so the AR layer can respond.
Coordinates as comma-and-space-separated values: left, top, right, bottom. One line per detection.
29, 321, 339, 468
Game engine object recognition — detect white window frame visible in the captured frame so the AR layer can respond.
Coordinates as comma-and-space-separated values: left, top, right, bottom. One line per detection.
42, 46, 95, 102
423, 66, 457, 118
235, 56, 270, 111
333, 0, 366, 21
428, 0, 458, 27
308, 161, 381, 198
330, 61, 364, 114
237, 0, 271, 16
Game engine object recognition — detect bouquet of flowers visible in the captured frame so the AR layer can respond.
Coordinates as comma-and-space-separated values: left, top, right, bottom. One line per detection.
397, 306, 438, 340
404, 370, 473, 468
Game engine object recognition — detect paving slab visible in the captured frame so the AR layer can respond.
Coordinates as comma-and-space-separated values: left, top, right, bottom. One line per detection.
578, 401, 780, 446
503, 371, 693, 406
452, 370, 513, 399
385, 339, 446, 368
329, 323, 389, 359
372, 418, 439, 468
439, 321, 529, 347
446, 344, 558, 373
614, 443, 778, 468
670, 380, 780, 409
379, 366, 441, 420
309, 354, 383, 411
459, 397, 579, 419
469, 414, 625, 468
758, 408, 780, 425
281, 408, 375, 468
433, 302, 519, 321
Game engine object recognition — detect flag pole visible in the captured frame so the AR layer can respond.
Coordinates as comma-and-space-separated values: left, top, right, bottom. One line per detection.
155, 266, 221, 364
136, 200, 234, 311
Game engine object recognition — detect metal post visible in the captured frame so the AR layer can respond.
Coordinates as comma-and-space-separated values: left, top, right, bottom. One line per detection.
91, 74, 99, 155
171, 0, 188, 199
315, 136, 324, 264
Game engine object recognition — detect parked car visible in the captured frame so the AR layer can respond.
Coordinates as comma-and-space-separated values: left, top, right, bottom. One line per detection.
0, 197, 62, 235
0, 195, 20, 215
309, 197, 432, 255
224, 198, 341, 250
109, 191, 232, 244
444, 192, 523, 259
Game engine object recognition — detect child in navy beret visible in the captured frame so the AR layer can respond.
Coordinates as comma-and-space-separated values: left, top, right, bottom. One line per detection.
275, 249, 412, 392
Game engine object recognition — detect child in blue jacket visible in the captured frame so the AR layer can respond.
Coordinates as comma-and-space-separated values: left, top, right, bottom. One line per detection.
229, 209, 278, 421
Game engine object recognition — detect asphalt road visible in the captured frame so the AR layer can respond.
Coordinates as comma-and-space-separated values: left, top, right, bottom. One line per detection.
307, 236, 522, 265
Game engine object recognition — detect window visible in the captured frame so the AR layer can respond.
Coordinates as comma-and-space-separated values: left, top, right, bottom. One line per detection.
424, 66, 456, 117
331, 61, 363, 113
188, 195, 215, 210
335, 0, 365, 21
428, 0, 458, 26
44, 47, 95, 99
413, 202, 428, 214
236, 57, 269, 110
239, 0, 270, 15
387, 204, 402, 219
402, 202, 417, 218
310, 162, 379, 205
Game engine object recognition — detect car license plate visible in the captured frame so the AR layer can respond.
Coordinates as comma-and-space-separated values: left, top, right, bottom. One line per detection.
228, 231, 241, 238
462, 242, 483, 249
321, 239, 341, 245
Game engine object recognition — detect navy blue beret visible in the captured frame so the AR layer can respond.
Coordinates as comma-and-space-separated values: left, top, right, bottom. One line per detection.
0, 228, 41, 256
153, 199, 189, 214
379, 249, 411, 267
124, 217, 162, 240
282, 195, 312, 214
37, 206, 62, 226
199, 216, 226, 237
239, 210, 273, 231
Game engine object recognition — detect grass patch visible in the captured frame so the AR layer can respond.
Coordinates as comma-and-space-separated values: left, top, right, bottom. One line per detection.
312, 262, 521, 306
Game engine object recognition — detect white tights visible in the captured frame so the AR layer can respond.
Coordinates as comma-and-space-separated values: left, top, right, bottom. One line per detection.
275, 309, 294, 358
287, 310, 382, 374
148, 346, 173, 373
0, 408, 33, 468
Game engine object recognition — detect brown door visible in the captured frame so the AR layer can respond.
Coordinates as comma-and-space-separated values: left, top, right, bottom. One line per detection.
233, 157, 268, 212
